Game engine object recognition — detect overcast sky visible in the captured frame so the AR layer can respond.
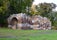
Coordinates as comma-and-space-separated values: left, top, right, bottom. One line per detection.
33, 0, 57, 11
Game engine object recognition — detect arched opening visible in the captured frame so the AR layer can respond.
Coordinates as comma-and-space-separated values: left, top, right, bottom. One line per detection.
10, 17, 18, 29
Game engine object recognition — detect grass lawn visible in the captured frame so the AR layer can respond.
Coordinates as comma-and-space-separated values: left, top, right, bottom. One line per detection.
0, 28, 57, 40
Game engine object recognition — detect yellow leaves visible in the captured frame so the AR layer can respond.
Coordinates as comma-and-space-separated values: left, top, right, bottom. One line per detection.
30, 4, 38, 15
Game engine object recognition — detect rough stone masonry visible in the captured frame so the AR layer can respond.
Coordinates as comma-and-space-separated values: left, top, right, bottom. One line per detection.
7, 13, 51, 30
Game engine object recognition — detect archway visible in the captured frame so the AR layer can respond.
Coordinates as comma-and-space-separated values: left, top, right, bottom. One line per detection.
10, 17, 18, 29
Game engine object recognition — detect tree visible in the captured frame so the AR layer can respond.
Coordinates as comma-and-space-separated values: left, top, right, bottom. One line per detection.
8, 0, 34, 14
0, 0, 9, 27
30, 4, 37, 15
36, 3, 56, 16
0, 0, 9, 13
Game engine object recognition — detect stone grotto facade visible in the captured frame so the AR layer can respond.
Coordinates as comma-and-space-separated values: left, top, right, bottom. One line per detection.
7, 13, 51, 30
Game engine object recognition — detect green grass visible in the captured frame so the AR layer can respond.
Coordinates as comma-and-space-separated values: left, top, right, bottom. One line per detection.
0, 28, 57, 40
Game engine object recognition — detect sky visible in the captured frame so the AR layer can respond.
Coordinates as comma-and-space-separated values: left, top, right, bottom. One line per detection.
33, 0, 57, 11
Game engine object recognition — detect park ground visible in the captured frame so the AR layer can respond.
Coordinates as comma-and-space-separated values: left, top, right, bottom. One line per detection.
0, 28, 57, 40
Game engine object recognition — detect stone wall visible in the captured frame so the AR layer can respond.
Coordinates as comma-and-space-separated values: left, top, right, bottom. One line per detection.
7, 13, 51, 30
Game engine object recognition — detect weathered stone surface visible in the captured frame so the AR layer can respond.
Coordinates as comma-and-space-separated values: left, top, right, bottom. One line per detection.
7, 13, 51, 30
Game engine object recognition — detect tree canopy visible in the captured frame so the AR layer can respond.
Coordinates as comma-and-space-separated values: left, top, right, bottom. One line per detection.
36, 3, 56, 16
